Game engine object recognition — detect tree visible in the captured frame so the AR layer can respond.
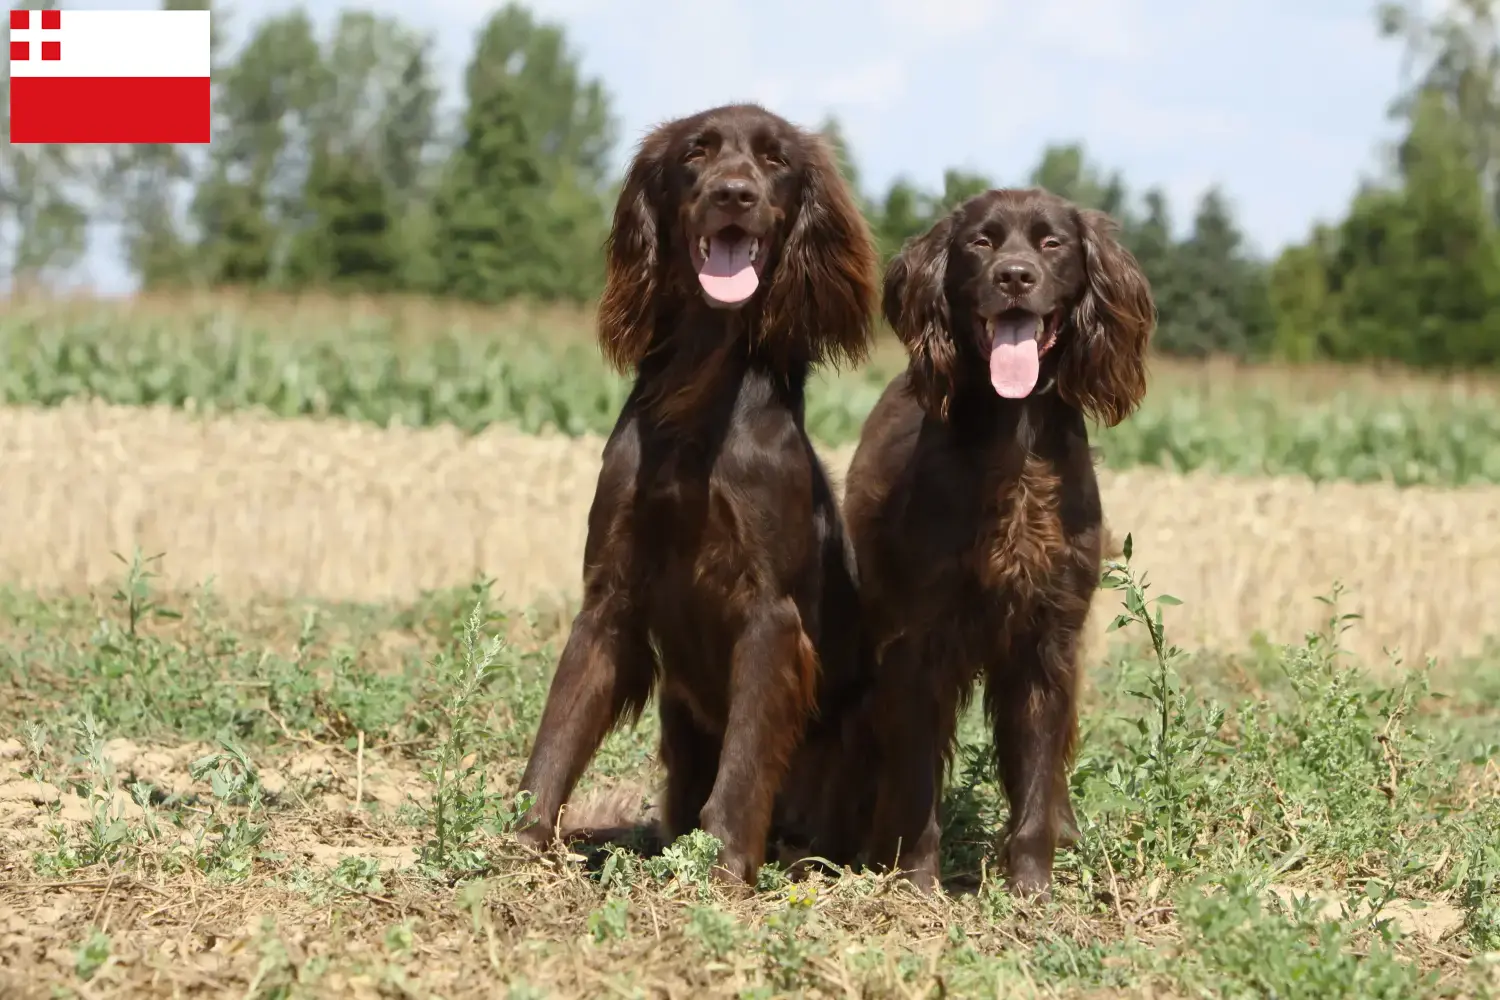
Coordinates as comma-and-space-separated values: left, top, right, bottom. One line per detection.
1029, 143, 1128, 217
191, 179, 276, 284
819, 116, 864, 200
1267, 227, 1340, 362
1328, 89, 1500, 366
1182, 188, 1273, 357
1378, 0, 1500, 215
284, 149, 400, 291
432, 79, 557, 302
430, 3, 616, 303
283, 11, 439, 291
934, 169, 993, 216
1268, 82, 1500, 369
0, 127, 91, 289
103, 0, 220, 289
190, 9, 327, 286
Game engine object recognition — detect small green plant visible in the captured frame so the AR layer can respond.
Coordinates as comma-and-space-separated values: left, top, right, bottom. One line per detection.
21, 720, 50, 780
108, 547, 181, 642
758, 885, 822, 994
1176, 872, 1432, 999
383, 920, 417, 958
643, 830, 724, 900
685, 905, 742, 961
1089, 533, 1227, 875
242, 916, 307, 1000
332, 855, 385, 894
127, 779, 165, 843
1459, 841, 1500, 951
188, 735, 268, 881
597, 843, 645, 896
74, 928, 111, 982
72, 712, 135, 867
587, 894, 630, 943
419, 594, 519, 876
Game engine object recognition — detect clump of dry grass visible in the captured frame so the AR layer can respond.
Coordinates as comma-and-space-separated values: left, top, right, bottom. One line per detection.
2, 398, 1495, 667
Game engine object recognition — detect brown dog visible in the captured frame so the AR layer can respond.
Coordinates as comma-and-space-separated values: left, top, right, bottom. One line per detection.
514, 104, 879, 885
841, 187, 1155, 896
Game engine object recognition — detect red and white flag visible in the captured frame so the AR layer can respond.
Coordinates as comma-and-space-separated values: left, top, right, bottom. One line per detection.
8, 8, 211, 144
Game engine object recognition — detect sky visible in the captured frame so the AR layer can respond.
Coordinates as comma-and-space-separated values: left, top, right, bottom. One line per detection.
66, 0, 1428, 293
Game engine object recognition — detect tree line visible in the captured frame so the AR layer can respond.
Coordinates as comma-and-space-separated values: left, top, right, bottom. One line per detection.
1, 0, 1497, 367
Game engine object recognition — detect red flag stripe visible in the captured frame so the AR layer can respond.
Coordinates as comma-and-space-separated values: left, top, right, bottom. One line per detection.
9, 76, 211, 143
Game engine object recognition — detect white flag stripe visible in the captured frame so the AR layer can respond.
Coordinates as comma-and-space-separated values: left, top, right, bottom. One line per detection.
8, 10, 210, 79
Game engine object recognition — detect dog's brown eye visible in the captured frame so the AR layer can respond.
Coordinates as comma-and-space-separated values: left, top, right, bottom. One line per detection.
1040, 236, 1062, 250
970, 236, 992, 249
683, 147, 706, 164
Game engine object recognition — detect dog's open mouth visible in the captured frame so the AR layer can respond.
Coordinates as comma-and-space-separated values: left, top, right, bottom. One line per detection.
985, 308, 1060, 398
690, 224, 765, 306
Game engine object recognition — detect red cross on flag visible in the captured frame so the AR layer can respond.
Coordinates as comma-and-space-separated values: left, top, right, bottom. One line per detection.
8, 8, 211, 144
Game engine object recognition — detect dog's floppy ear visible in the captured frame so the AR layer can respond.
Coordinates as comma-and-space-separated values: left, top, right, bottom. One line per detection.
1058, 208, 1155, 426
759, 129, 879, 370
884, 211, 958, 420
597, 125, 674, 372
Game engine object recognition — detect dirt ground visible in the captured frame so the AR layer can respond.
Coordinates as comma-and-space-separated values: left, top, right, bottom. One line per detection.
0, 732, 1482, 999
2, 398, 1496, 667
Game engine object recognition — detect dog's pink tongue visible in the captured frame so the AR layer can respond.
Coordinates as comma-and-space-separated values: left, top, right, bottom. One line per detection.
989, 316, 1040, 397
697, 235, 759, 303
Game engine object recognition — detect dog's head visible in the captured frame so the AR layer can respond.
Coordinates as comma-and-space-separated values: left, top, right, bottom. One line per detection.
883, 187, 1155, 426
597, 103, 877, 372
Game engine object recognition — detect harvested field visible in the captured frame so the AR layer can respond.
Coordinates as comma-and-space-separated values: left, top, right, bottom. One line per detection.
2, 398, 1496, 667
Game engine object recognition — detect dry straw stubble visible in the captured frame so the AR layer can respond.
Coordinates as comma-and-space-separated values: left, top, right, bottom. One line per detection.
2, 398, 1496, 666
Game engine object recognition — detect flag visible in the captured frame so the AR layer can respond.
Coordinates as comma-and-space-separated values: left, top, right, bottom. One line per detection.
8, 8, 211, 144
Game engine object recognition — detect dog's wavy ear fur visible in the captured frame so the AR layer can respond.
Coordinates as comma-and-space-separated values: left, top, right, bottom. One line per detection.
759, 130, 880, 370
1058, 208, 1155, 427
596, 126, 675, 373
883, 212, 959, 420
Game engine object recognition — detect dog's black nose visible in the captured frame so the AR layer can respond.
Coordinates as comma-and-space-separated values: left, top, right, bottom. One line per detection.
709, 177, 761, 212
996, 261, 1038, 292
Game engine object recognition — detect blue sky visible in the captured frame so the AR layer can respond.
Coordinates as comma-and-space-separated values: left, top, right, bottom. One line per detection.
71, 0, 1425, 292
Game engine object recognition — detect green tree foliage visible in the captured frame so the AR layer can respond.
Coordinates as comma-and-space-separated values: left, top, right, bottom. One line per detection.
284, 149, 400, 291
189, 9, 326, 286
1265, 0, 1500, 369
1378, 0, 1500, 212
1153, 188, 1275, 358
1028, 143, 1127, 216
8, 0, 1497, 369
1275, 89, 1500, 367
97, 0, 219, 289
430, 3, 614, 303
282, 11, 438, 292
1268, 226, 1341, 362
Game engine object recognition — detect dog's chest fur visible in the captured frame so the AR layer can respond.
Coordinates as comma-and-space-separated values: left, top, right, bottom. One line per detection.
974, 454, 1069, 626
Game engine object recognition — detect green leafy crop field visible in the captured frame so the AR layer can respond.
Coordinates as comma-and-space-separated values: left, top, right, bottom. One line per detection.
4, 294, 1499, 486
